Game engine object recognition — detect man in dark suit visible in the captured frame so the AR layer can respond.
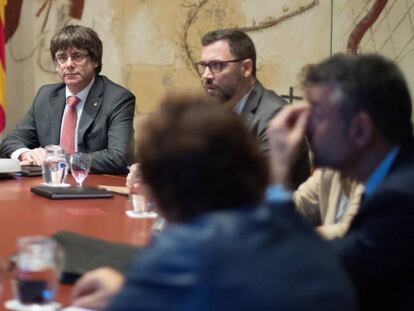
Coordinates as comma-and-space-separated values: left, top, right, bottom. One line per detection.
0, 25, 135, 174
71, 95, 356, 311
267, 53, 414, 310
197, 29, 309, 188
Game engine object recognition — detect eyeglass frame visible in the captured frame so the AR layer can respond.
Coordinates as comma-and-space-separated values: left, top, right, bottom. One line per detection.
54, 51, 89, 65
195, 58, 246, 75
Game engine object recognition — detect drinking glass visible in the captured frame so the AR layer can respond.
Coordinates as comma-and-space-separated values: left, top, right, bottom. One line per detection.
14, 236, 64, 310
42, 145, 68, 187
126, 164, 158, 218
70, 152, 91, 187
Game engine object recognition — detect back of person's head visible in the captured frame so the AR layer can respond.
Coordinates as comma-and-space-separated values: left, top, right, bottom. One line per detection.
50, 24, 103, 74
302, 53, 413, 145
137, 94, 268, 222
201, 29, 257, 77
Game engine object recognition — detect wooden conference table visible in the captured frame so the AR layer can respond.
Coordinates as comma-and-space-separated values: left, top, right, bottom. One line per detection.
0, 174, 154, 307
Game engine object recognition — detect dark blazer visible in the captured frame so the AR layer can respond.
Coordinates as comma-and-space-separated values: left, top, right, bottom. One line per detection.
108, 203, 356, 311
332, 140, 414, 310
242, 81, 310, 188
0, 75, 135, 174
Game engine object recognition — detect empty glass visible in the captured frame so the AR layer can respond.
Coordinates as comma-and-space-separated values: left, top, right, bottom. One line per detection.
128, 194, 158, 218
126, 164, 158, 218
14, 236, 64, 310
70, 152, 91, 187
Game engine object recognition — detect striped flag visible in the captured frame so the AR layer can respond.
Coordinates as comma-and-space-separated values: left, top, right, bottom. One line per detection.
0, 0, 6, 133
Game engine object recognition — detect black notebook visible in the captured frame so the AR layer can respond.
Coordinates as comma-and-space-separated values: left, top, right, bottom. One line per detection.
31, 185, 113, 199
20, 165, 43, 177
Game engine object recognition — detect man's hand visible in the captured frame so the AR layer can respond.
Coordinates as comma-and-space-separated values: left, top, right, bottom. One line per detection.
267, 103, 310, 187
72, 267, 125, 311
19, 148, 46, 166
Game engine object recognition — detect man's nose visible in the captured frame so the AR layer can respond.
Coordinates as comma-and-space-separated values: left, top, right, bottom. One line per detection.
201, 66, 213, 80
65, 56, 75, 67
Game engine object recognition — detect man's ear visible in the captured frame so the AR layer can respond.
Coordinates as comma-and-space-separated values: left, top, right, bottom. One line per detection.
241, 59, 253, 78
349, 111, 375, 148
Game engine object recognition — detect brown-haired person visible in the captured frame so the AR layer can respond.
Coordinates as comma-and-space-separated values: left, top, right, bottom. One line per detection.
0, 25, 135, 173
72, 95, 356, 311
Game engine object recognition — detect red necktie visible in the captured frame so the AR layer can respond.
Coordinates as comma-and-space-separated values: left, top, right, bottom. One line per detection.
61, 96, 80, 154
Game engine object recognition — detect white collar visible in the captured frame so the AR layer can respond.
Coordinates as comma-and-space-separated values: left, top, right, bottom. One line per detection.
65, 77, 95, 102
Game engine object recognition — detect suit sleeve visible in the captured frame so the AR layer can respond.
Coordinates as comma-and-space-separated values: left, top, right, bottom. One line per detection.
89, 91, 135, 174
0, 90, 43, 157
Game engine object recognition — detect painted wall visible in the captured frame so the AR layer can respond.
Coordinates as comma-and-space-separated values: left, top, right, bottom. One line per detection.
4, 0, 414, 138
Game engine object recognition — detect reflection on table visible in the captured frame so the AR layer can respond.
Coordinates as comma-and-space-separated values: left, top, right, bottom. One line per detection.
0, 174, 154, 306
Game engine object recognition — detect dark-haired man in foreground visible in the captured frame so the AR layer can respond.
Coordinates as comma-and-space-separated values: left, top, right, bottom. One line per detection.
268, 53, 414, 310
0, 25, 135, 173
72, 95, 355, 310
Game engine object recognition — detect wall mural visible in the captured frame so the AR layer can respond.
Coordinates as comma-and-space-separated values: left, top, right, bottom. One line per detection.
182, 0, 319, 76
7, 0, 84, 72
4, 0, 414, 133
347, 0, 387, 54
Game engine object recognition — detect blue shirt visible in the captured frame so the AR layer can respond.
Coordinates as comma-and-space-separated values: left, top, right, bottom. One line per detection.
364, 146, 399, 198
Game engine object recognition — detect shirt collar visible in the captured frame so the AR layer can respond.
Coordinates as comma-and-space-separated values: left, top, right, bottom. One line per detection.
234, 86, 254, 115
364, 145, 400, 197
65, 77, 95, 103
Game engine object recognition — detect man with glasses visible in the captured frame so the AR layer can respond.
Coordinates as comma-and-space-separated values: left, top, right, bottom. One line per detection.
198, 29, 309, 188
0, 25, 135, 174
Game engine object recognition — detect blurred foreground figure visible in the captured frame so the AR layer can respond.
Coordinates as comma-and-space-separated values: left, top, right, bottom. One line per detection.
73, 95, 355, 311
268, 54, 414, 310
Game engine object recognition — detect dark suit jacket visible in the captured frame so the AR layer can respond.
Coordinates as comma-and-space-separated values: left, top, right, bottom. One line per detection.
242, 81, 310, 188
332, 140, 414, 310
108, 203, 356, 311
0, 75, 135, 174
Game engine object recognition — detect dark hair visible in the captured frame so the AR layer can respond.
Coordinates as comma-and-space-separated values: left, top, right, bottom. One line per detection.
302, 53, 413, 145
137, 94, 268, 222
50, 25, 103, 74
202, 29, 257, 77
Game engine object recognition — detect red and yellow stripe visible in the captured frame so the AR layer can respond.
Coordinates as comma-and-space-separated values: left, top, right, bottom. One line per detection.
0, 0, 6, 133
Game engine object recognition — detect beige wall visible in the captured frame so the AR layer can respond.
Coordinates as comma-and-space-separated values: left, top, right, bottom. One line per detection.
4, 0, 414, 138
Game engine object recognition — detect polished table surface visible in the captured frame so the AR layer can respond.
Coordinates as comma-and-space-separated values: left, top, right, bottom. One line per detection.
0, 174, 154, 308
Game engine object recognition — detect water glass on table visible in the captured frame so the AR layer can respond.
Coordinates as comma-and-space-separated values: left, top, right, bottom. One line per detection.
12, 236, 64, 310
126, 164, 158, 218
42, 145, 69, 187
70, 152, 91, 187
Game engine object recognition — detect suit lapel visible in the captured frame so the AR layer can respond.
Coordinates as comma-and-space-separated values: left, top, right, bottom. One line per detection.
50, 88, 66, 144
77, 76, 104, 149
241, 81, 263, 128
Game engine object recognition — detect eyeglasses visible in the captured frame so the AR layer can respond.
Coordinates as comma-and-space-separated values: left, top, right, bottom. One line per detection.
55, 52, 89, 65
195, 59, 245, 75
